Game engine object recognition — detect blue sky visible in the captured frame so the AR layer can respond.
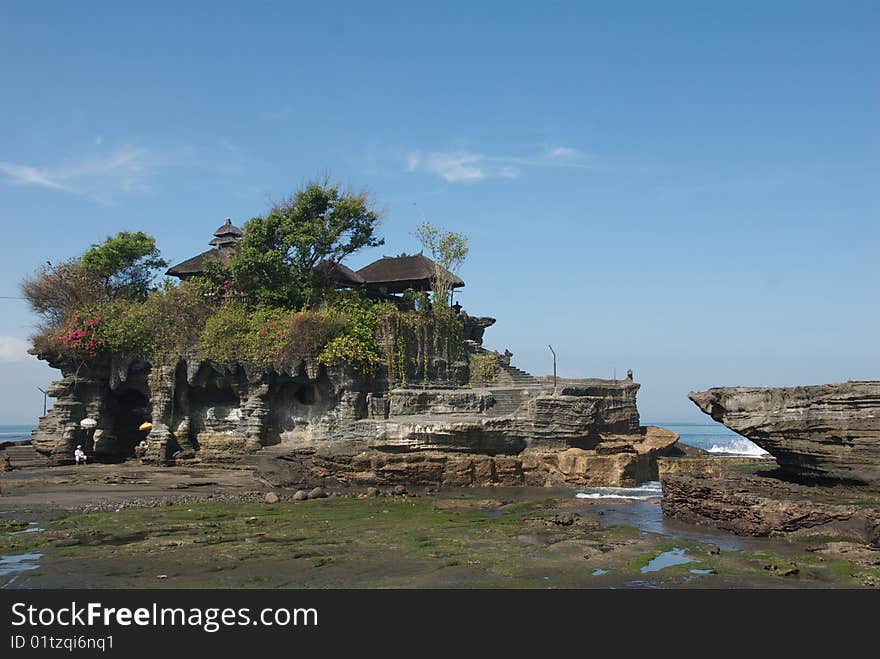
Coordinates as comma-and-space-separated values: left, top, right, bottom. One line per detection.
0, 1, 877, 424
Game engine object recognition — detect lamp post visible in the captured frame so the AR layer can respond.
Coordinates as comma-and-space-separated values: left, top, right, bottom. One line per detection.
548, 345, 557, 395
37, 387, 47, 416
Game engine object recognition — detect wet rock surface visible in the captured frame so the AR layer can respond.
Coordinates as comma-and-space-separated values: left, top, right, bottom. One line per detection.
659, 457, 880, 547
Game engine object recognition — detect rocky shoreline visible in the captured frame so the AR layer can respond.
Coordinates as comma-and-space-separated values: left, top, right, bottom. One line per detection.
3, 462, 878, 589
659, 381, 880, 548
25, 342, 682, 490
659, 457, 880, 546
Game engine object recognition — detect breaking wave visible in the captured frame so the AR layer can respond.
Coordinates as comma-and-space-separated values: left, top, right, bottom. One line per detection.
707, 438, 769, 457
575, 481, 663, 500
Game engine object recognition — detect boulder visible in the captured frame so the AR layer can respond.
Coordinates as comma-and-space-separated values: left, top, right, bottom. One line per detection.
307, 486, 328, 500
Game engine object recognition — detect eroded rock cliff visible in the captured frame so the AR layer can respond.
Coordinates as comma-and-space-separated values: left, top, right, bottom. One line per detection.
689, 381, 880, 485
31, 351, 678, 487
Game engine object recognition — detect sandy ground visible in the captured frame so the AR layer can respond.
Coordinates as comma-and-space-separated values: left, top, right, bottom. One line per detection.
1, 462, 266, 513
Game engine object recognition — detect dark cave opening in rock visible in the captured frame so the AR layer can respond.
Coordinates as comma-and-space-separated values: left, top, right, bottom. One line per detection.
189, 382, 239, 406
294, 383, 318, 405
110, 388, 150, 459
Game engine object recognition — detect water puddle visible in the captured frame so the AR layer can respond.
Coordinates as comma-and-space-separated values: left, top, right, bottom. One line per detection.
591, 569, 609, 576
10, 523, 44, 535
640, 548, 694, 573
689, 569, 716, 575
0, 553, 43, 577
585, 501, 782, 552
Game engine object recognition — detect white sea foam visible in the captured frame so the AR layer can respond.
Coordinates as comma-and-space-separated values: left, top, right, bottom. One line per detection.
707, 438, 769, 457
575, 481, 662, 500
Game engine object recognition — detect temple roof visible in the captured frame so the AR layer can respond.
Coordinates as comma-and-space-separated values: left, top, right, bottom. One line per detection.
166, 246, 236, 279
315, 260, 366, 288
167, 218, 244, 278
356, 253, 464, 294
209, 218, 244, 247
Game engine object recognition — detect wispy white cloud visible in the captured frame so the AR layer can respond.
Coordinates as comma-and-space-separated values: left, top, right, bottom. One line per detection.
0, 141, 244, 204
0, 336, 34, 363
0, 144, 156, 203
405, 144, 588, 182
0, 162, 77, 193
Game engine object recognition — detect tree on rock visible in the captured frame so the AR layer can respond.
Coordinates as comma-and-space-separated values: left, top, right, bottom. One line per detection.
21, 231, 166, 327
80, 231, 167, 301
20, 258, 103, 327
228, 179, 384, 308
413, 221, 468, 307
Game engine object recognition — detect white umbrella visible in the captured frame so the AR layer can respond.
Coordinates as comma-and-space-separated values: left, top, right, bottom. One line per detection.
79, 418, 97, 430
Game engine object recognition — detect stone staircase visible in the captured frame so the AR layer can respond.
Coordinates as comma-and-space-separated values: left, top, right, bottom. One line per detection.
485, 388, 529, 416
498, 364, 543, 387
1, 443, 49, 469
485, 365, 551, 416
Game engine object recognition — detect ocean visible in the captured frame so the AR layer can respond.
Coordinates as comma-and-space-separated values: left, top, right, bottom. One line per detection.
656, 421, 768, 457
0, 425, 34, 445
574, 420, 768, 500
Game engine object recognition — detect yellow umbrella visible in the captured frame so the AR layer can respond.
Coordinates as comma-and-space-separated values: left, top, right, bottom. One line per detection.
138, 422, 153, 432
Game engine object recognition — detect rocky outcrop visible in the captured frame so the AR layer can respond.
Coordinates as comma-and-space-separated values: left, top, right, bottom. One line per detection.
256, 426, 679, 489
689, 381, 880, 485
31, 354, 152, 464
31, 345, 678, 487
460, 314, 496, 345
659, 457, 880, 547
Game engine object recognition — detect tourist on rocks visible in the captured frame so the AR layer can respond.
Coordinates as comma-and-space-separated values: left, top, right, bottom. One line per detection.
74, 445, 87, 465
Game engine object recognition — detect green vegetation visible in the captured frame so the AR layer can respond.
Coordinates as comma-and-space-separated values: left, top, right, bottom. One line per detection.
20, 231, 167, 327
413, 221, 468, 307
469, 353, 499, 383
379, 303, 466, 386
22, 181, 469, 384
3, 496, 875, 588
205, 179, 383, 309
79, 231, 167, 302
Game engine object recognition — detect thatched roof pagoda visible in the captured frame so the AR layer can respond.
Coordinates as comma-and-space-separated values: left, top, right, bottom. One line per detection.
166, 218, 243, 280
315, 260, 366, 288
356, 253, 464, 294
167, 224, 464, 299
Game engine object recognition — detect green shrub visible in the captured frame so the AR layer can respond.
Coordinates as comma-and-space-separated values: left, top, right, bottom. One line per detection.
29, 279, 467, 381
318, 294, 383, 371
109, 281, 215, 360
374, 301, 465, 387
199, 303, 345, 368
469, 353, 498, 383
